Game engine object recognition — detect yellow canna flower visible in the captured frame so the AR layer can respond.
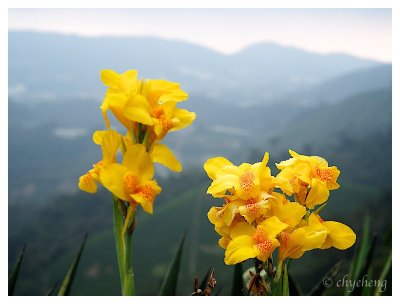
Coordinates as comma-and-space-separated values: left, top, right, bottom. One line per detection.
308, 214, 356, 250
277, 216, 328, 265
99, 144, 161, 214
224, 216, 288, 265
265, 192, 307, 231
151, 101, 196, 141
100, 70, 153, 129
207, 206, 244, 249
100, 70, 194, 135
78, 129, 122, 193
123, 136, 183, 172
276, 150, 340, 209
204, 153, 274, 200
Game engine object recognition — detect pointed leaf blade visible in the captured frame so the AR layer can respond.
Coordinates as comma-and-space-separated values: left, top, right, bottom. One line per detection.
57, 234, 87, 296
8, 243, 27, 295
159, 232, 186, 296
374, 251, 392, 296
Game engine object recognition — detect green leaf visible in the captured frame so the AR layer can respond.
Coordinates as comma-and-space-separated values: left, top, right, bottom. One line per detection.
113, 196, 126, 293
159, 231, 186, 296
351, 234, 377, 296
57, 234, 87, 296
231, 262, 244, 296
8, 243, 26, 295
308, 260, 342, 296
345, 214, 370, 294
288, 274, 302, 296
45, 281, 59, 296
282, 264, 290, 296
374, 251, 392, 296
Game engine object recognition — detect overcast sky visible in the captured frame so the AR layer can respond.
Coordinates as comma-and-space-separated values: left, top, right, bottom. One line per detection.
8, 8, 392, 62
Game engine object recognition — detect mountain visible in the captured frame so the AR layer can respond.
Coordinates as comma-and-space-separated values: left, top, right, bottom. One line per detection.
8, 31, 382, 105
286, 64, 392, 105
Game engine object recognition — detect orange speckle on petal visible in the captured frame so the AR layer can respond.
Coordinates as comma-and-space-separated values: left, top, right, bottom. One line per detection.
253, 228, 268, 244
81, 173, 93, 184
138, 185, 155, 201
124, 172, 138, 194
280, 231, 290, 249
315, 168, 333, 182
244, 203, 260, 219
255, 239, 274, 261
239, 171, 255, 192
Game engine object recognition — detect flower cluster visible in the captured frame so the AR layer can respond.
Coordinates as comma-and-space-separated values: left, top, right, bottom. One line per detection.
204, 150, 356, 266
79, 70, 196, 214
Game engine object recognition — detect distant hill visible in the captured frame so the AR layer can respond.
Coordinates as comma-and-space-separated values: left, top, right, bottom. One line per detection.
8, 31, 382, 105
287, 64, 392, 105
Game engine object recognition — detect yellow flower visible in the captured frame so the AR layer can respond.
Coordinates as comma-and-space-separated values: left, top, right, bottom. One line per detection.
100, 70, 153, 129
100, 70, 194, 136
276, 150, 340, 209
204, 153, 274, 200
308, 214, 356, 250
277, 216, 328, 265
100, 144, 161, 214
224, 216, 288, 265
150, 101, 196, 141
78, 129, 122, 193
265, 192, 306, 231
123, 135, 183, 172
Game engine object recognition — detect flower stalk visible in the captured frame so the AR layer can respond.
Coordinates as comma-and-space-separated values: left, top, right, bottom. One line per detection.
113, 196, 136, 295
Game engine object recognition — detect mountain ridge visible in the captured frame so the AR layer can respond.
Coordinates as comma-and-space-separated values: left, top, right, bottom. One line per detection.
9, 31, 384, 105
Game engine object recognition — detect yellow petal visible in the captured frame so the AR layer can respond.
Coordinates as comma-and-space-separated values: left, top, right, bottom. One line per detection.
100, 163, 130, 201
93, 130, 106, 145
258, 216, 288, 239
170, 108, 196, 132
255, 238, 280, 262
101, 129, 121, 164
230, 221, 256, 239
146, 79, 188, 103
301, 227, 329, 251
224, 235, 256, 265
218, 237, 231, 249
276, 157, 297, 170
78, 172, 97, 193
238, 201, 269, 223
120, 70, 138, 92
204, 157, 234, 180
123, 95, 154, 126
101, 69, 124, 89
100, 103, 111, 129
207, 206, 221, 226
207, 174, 239, 197
150, 143, 182, 172
268, 196, 306, 229
323, 221, 356, 250
306, 178, 330, 209
131, 180, 162, 214
257, 152, 269, 176
122, 144, 154, 180
219, 201, 244, 226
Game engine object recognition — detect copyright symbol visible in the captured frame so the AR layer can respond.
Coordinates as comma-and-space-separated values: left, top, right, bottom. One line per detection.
322, 277, 332, 287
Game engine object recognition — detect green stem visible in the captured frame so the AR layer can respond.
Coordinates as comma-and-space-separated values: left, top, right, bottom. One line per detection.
113, 196, 136, 295
123, 232, 135, 296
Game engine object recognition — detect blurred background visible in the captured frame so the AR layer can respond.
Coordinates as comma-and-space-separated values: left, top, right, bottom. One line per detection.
8, 8, 391, 295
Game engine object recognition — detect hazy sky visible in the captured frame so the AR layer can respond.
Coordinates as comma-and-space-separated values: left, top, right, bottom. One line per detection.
8, 8, 392, 62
